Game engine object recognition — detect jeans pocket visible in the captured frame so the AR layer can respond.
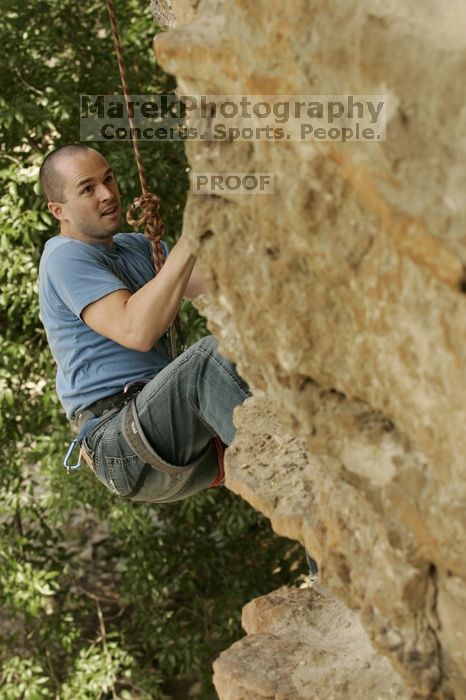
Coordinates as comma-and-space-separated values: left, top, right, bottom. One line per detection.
104, 453, 142, 497
87, 415, 146, 498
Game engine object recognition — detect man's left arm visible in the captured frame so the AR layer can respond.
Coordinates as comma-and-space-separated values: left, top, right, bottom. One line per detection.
157, 237, 207, 300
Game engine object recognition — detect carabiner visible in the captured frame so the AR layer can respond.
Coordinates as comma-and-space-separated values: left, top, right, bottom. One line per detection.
63, 439, 82, 474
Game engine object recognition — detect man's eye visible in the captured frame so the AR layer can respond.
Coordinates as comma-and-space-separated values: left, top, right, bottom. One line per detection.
81, 186, 93, 194
105, 174, 113, 183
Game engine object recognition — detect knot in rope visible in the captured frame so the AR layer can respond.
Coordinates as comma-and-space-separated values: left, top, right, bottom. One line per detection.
126, 192, 165, 244
126, 192, 166, 275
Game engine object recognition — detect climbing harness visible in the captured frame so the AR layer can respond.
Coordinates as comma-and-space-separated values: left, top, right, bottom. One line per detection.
63, 380, 149, 473
64, 376, 226, 491
64, 403, 225, 500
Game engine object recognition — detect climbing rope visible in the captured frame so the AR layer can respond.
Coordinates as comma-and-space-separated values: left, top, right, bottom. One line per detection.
106, 0, 187, 359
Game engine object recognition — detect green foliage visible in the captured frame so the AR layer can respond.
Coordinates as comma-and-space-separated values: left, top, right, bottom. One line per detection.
0, 1, 307, 698
1, 657, 51, 700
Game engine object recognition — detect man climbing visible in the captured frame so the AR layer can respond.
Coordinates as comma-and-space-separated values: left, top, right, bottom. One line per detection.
38, 143, 252, 502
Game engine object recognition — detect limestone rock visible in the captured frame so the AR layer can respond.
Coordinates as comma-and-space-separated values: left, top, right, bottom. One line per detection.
150, 0, 197, 29
154, 1, 466, 698
221, 391, 443, 698
213, 586, 410, 700
150, 0, 176, 29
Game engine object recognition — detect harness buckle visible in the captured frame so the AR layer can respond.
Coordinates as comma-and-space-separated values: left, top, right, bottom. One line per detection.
63, 438, 82, 474
123, 379, 150, 394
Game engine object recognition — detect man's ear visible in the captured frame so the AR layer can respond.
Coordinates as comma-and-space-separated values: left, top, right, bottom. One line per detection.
47, 201, 65, 222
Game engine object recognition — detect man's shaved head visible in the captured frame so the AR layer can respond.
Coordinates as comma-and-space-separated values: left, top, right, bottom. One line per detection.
41, 145, 121, 246
39, 144, 94, 202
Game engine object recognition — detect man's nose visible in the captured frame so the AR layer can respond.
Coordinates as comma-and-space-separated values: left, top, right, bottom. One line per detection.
97, 184, 114, 200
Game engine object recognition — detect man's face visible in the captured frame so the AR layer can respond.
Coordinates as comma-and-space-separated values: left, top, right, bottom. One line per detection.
49, 149, 122, 245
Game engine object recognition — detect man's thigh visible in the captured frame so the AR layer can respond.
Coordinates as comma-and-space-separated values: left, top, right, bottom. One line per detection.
82, 334, 251, 501
83, 404, 218, 502
82, 336, 227, 501
134, 337, 217, 467
135, 334, 251, 457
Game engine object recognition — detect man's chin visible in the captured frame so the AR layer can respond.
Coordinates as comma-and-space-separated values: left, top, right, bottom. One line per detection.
104, 215, 122, 235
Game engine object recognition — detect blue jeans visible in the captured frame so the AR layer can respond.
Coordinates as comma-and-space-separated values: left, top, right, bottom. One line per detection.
82, 335, 252, 502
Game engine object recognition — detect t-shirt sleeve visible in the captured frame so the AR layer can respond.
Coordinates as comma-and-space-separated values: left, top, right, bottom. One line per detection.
45, 244, 129, 319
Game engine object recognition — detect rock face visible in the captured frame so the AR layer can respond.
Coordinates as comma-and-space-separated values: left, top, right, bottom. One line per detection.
213, 584, 409, 700
210, 393, 410, 700
153, 1, 466, 698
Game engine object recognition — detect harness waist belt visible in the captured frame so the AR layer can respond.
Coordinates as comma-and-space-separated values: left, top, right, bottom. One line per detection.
73, 383, 145, 433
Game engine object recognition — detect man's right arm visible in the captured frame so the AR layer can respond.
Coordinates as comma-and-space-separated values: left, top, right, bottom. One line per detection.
82, 234, 196, 352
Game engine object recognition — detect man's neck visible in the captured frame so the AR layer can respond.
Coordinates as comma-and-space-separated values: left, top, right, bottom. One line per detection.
59, 229, 115, 248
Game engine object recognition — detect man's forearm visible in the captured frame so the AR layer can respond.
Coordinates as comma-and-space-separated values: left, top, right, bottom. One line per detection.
123, 235, 195, 351
186, 257, 208, 298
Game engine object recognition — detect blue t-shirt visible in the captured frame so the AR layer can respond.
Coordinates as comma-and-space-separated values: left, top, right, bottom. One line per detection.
38, 232, 172, 428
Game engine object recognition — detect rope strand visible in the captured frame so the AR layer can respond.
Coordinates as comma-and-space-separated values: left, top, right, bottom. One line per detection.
106, 0, 147, 195
106, 0, 187, 355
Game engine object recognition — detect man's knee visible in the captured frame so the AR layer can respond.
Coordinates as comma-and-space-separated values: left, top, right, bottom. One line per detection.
193, 334, 251, 396
193, 334, 218, 354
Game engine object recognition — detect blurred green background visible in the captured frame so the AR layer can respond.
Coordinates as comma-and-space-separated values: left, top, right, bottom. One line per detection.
0, 1, 305, 697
